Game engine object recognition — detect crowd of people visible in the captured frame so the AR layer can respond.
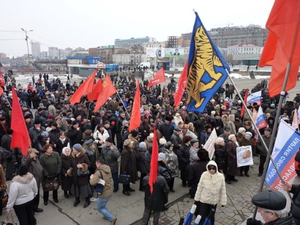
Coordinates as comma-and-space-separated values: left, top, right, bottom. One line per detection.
0, 72, 299, 224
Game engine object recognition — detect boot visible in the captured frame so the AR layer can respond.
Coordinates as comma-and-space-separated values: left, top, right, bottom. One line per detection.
74, 197, 80, 207
64, 191, 69, 198
245, 172, 250, 177
83, 197, 90, 208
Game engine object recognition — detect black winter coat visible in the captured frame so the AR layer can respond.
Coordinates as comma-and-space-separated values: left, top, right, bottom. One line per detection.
143, 175, 169, 211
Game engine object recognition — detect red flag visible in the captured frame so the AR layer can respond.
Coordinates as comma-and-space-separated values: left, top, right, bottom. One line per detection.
0, 72, 5, 87
240, 89, 249, 118
94, 75, 116, 112
10, 88, 31, 156
70, 70, 96, 105
129, 81, 141, 132
87, 78, 103, 101
147, 68, 166, 88
148, 126, 158, 194
174, 62, 188, 108
259, 0, 300, 97
0, 87, 3, 97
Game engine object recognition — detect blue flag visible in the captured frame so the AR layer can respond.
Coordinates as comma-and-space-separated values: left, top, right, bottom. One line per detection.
186, 12, 230, 112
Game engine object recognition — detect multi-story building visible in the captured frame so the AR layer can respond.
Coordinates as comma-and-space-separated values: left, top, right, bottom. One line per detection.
178, 33, 192, 47
31, 42, 41, 59
166, 36, 179, 48
209, 25, 268, 48
40, 51, 48, 60
48, 47, 60, 60
115, 36, 156, 49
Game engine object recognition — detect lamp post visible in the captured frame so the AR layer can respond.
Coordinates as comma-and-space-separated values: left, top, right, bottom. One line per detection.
21, 28, 33, 65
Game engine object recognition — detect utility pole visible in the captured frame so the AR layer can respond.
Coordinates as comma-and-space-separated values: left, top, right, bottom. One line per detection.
21, 28, 33, 66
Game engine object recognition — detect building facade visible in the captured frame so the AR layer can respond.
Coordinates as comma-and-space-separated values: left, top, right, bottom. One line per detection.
115, 36, 156, 49
209, 25, 268, 48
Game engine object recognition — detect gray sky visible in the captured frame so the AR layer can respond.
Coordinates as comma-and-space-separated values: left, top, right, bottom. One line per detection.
0, 0, 274, 57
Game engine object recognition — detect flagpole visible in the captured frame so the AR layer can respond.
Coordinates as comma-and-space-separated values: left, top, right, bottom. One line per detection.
116, 91, 130, 118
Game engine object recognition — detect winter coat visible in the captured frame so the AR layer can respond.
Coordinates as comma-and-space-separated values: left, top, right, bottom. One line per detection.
22, 155, 43, 187
39, 152, 62, 178
188, 159, 209, 188
61, 153, 72, 191
159, 123, 174, 142
101, 144, 120, 173
178, 144, 190, 170
71, 149, 91, 186
226, 140, 239, 176
170, 133, 182, 155
67, 127, 82, 146
214, 145, 227, 172
90, 164, 113, 198
194, 161, 227, 206
189, 146, 199, 164
93, 128, 109, 145
6, 173, 38, 210
257, 135, 271, 156
143, 174, 169, 211
290, 184, 300, 220
120, 147, 138, 183
136, 147, 147, 174
160, 148, 178, 177
158, 162, 171, 183
55, 138, 70, 155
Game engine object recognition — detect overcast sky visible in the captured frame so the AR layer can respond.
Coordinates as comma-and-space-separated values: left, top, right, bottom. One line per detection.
0, 0, 274, 57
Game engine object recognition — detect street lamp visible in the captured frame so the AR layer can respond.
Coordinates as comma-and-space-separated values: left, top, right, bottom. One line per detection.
21, 28, 33, 65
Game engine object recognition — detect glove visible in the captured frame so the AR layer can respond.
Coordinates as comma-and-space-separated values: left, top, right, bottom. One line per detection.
246, 218, 262, 225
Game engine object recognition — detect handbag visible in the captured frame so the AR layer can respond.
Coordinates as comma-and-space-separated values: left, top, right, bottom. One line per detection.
43, 177, 59, 192
94, 171, 105, 195
1, 190, 8, 208
77, 168, 90, 177
118, 174, 130, 184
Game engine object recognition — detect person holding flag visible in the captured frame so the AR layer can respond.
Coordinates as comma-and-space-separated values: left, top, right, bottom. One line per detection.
141, 126, 169, 225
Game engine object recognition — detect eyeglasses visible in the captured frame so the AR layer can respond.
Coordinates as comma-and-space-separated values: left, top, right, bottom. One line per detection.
208, 166, 216, 171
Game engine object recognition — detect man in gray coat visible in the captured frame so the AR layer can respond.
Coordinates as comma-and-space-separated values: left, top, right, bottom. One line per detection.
101, 137, 120, 193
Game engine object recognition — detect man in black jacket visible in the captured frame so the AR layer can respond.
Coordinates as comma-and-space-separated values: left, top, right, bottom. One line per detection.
141, 174, 169, 225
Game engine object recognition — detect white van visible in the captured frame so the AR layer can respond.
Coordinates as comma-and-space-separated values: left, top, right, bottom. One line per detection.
138, 62, 151, 69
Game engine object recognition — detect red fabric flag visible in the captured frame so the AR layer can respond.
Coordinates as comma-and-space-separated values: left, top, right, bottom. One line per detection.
129, 81, 141, 132
149, 126, 158, 194
10, 88, 31, 156
259, 0, 300, 97
0, 72, 5, 87
87, 78, 103, 101
0, 87, 3, 97
174, 62, 188, 108
240, 89, 249, 118
94, 75, 116, 112
147, 68, 166, 88
70, 70, 96, 105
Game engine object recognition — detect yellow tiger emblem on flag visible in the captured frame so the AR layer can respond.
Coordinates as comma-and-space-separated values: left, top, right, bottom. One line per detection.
186, 26, 223, 108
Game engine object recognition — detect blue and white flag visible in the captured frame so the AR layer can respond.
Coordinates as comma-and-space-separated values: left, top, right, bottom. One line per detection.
255, 106, 267, 129
265, 120, 300, 190
247, 90, 262, 105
